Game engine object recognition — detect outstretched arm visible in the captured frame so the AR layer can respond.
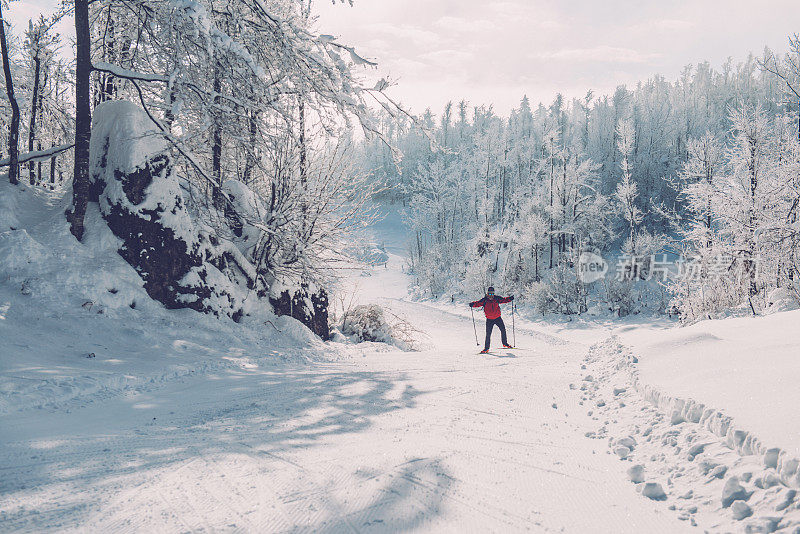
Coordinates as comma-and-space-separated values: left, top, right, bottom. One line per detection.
497, 296, 514, 304
469, 298, 485, 308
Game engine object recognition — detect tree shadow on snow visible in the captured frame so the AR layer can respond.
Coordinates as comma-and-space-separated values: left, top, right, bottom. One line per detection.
0, 365, 459, 531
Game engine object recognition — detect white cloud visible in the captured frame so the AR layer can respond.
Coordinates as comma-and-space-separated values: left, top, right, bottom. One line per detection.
487, 2, 563, 30
433, 16, 498, 33
538, 20, 565, 31
364, 38, 391, 55
630, 18, 695, 33
16, 0, 800, 119
488, 1, 535, 20
365, 23, 444, 49
419, 49, 474, 67
535, 46, 662, 64
389, 57, 432, 79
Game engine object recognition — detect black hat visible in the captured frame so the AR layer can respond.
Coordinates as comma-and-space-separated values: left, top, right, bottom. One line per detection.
487, 286, 495, 293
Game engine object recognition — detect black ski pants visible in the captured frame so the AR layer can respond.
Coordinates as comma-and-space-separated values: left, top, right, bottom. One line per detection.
484, 317, 508, 350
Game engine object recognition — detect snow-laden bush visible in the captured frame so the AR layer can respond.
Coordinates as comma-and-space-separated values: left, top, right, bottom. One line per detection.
520, 264, 586, 315
620, 231, 670, 280
545, 263, 587, 315
602, 278, 637, 317
339, 304, 418, 350
341, 305, 393, 343
666, 243, 753, 322
765, 287, 800, 314
600, 275, 669, 318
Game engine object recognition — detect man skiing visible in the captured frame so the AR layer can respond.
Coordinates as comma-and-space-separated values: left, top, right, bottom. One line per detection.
469, 287, 514, 353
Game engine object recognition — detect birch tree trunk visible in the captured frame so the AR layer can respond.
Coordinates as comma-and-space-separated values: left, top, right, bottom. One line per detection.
28, 53, 41, 185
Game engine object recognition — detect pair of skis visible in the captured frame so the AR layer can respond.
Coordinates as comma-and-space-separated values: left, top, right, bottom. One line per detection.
479, 347, 518, 354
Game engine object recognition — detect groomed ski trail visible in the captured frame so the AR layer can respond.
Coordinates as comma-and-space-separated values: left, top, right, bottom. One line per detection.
0, 253, 688, 532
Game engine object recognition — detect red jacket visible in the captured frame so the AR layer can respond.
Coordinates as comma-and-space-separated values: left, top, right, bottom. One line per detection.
470, 296, 512, 320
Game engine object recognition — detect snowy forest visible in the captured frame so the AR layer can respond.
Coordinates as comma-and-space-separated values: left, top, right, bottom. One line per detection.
359, 39, 800, 321
2, 0, 800, 326
0, 0, 409, 339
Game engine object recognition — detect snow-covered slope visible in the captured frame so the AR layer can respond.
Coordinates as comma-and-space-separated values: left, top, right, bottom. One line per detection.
336, 202, 411, 306
0, 181, 324, 416
559, 308, 800, 532
615, 312, 800, 457
579, 332, 800, 532
1, 190, 692, 532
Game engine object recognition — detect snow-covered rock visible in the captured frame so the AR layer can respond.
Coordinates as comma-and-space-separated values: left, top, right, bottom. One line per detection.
628, 464, 645, 483
641, 482, 667, 501
721, 476, 752, 508
270, 282, 330, 340
0, 177, 331, 417
730, 500, 752, 520
89, 100, 250, 321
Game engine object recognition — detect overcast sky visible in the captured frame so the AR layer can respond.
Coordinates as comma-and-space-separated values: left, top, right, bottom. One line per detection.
313, 0, 800, 115
8, 0, 800, 117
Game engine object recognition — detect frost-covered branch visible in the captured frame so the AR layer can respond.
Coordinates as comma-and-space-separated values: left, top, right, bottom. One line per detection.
0, 143, 74, 167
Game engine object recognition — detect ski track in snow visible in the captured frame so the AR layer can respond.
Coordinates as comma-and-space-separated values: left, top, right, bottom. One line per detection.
0, 278, 692, 532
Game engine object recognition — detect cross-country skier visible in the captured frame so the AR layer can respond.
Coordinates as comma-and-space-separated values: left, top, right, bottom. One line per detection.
469, 287, 514, 353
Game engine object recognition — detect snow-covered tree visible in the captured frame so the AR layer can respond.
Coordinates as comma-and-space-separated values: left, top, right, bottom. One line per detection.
679, 132, 724, 249
721, 104, 774, 297
22, 17, 59, 185
356, 45, 799, 317
0, 0, 21, 185
614, 118, 641, 245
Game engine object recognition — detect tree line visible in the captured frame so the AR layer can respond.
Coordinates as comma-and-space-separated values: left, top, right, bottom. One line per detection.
358, 37, 800, 320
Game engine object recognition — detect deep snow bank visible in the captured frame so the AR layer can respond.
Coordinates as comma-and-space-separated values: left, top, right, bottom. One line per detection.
614, 311, 800, 457
0, 179, 329, 415
580, 334, 800, 532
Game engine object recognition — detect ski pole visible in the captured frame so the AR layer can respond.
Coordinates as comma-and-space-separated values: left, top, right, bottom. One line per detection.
512, 302, 516, 348
470, 307, 479, 346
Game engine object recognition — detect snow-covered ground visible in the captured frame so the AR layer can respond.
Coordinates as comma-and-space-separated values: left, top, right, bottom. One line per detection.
0, 182, 325, 417
2, 185, 799, 532
615, 313, 800, 458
